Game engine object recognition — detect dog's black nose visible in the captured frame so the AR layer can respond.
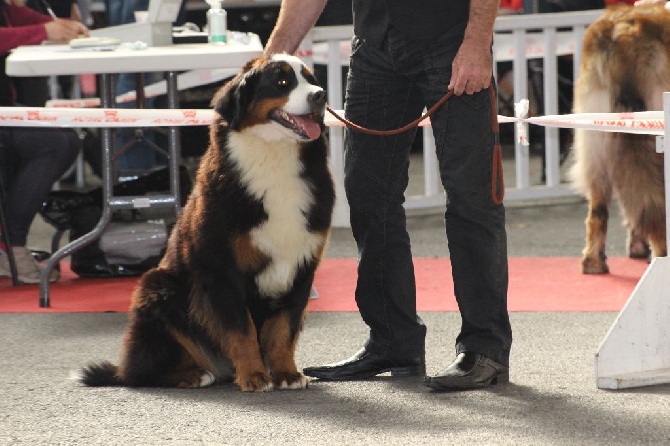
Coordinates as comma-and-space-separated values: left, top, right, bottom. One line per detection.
309, 90, 326, 106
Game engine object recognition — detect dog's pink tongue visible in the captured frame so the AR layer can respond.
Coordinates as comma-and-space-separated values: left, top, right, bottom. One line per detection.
293, 114, 321, 140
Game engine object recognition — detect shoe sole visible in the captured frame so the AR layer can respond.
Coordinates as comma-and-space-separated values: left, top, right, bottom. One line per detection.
305, 364, 427, 380
424, 372, 509, 390
390, 364, 426, 378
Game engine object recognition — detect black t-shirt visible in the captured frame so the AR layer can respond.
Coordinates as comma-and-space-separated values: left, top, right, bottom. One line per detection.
353, 0, 470, 47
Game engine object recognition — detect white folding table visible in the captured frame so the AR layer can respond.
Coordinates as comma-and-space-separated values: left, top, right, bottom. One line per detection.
5, 37, 263, 307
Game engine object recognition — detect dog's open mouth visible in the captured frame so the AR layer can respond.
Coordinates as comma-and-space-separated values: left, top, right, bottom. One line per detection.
270, 109, 322, 140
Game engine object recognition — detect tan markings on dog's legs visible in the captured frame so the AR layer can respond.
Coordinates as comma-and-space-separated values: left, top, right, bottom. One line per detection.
159, 351, 212, 389
167, 330, 218, 388
224, 316, 273, 392
187, 290, 269, 391
232, 233, 270, 272
583, 199, 609, 274
260, 311, 308, 390
312, 230, 330, 267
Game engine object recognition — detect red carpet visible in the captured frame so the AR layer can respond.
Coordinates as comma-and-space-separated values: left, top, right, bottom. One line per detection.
0, 257, 648, 313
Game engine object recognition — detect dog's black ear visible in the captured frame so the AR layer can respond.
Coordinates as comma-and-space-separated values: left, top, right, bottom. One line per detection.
212, 68, 261, 130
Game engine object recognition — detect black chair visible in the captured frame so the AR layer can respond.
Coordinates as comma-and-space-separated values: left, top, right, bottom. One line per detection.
0, 152, 20, 286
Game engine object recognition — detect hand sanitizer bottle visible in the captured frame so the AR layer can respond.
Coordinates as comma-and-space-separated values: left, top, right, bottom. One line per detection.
206, 0, 227, 45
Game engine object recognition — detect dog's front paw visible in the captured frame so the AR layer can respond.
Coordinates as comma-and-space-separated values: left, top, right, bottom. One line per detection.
236, 371, 274, 392
581, 255, 609, 274
273, 371, 309, 390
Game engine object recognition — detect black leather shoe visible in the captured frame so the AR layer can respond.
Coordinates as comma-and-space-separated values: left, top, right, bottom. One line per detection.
423, 352, 509, 390
303, 348, 426, 380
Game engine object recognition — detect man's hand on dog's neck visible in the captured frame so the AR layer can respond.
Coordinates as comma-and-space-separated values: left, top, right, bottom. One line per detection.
264, 0, 327, 55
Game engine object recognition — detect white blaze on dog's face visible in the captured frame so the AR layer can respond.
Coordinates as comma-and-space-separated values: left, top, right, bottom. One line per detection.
216, 54, 326, 142
257, 54, 325, 141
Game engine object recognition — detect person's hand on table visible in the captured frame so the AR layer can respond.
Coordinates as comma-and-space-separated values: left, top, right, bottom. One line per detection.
44, 20, 89, 42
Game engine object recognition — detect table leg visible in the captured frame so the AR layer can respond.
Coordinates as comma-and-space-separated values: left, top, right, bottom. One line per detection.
38, 72, 184, 307
166, 71, 182, 216
39, 73, 116, 308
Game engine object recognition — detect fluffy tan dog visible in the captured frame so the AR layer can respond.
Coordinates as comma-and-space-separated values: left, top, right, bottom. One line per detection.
570, 3, 668, 274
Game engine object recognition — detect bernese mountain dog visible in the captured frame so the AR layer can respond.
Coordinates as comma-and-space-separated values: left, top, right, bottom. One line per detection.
77, 54, 335, 392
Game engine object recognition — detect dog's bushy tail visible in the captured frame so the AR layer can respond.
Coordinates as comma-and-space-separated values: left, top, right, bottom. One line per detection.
77, 361, 123, 387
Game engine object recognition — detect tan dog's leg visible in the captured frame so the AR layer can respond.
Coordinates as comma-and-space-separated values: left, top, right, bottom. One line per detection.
574, 130, 613, 274
165, 331, 218, 388
224, 316, 273, 392
582, 195, 610, 274
260, 311, 308, 390
648, 230, 667, 260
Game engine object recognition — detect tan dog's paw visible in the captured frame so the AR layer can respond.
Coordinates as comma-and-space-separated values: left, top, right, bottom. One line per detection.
628, 239, 651, 259
236, 371, 274, 392
581, 255, 609, 274
273, 371, 309, 390
175, 369, 216, 389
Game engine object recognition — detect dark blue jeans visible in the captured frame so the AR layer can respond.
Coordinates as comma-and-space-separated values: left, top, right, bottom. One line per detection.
0, 128, 80, 246
343, 25, 512, 366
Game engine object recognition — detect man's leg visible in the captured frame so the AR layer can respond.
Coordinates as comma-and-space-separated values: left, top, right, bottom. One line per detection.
415, 29, 512, 389
303, 35, 426, 380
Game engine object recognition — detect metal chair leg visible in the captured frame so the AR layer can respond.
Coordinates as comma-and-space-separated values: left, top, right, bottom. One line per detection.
0, 169, 20, 286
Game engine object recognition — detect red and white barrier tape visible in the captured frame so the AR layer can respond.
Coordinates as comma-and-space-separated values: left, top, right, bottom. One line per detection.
0, 106, 214, 127
0, 105, 665, 138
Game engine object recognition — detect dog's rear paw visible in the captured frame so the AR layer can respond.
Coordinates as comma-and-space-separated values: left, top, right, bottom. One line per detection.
581, 256, 609, 274
628, 240, 651, 260
176, 369, 216, 388
237, 371, 274, 392
274, 371, 309, 390
199, 371, 216, 387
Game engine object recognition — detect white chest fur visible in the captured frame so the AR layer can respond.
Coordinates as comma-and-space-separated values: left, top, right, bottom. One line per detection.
228, 131, 325, 296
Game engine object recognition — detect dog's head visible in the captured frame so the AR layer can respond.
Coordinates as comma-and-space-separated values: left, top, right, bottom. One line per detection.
213, 54, 326, 142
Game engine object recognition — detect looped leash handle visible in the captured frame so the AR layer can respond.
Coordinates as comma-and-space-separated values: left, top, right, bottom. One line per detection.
488, 84, 505, 205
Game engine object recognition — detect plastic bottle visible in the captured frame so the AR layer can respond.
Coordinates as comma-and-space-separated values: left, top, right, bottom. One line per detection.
206, 0, 227, 45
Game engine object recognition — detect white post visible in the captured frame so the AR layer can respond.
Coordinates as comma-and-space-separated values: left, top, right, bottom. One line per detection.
326, 39, 350, 228
542, 28, 560, 187
513, 29, 530, 190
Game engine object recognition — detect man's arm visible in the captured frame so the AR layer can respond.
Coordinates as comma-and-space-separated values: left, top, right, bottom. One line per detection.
449, 0, 499, 95
264, 0, 328, 55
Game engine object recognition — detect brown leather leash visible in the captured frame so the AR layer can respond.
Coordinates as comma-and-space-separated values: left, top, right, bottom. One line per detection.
325, 84, 505, 204
326, 90, 454, 136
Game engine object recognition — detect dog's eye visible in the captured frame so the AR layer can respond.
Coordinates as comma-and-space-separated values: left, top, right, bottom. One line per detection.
278, 78, 289, 88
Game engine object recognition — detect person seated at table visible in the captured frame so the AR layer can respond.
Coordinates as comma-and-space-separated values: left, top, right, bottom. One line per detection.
105, 0, 167, 179
0, 0, 87, 283
25, 0, 86, 101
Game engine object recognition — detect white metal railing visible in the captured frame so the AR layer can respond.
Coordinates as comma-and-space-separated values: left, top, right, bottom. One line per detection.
302, 10, 603, 227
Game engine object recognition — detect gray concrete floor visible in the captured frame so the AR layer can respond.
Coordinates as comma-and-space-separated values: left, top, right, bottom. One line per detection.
3, 152, 667, 445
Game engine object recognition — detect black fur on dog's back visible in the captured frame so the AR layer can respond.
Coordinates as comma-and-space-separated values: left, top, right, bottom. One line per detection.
80, 54, 334, 391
